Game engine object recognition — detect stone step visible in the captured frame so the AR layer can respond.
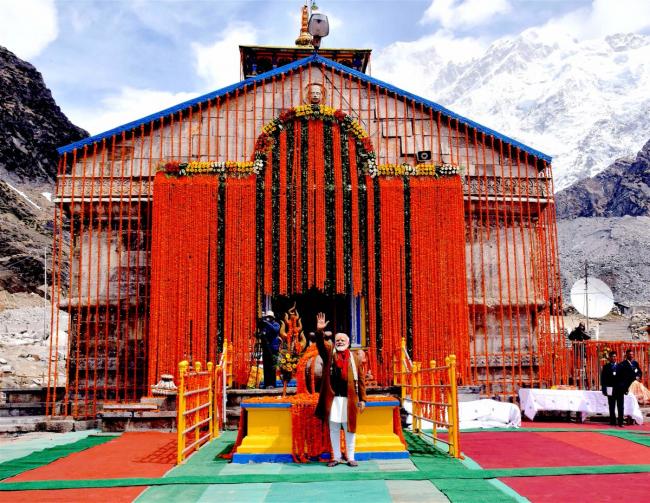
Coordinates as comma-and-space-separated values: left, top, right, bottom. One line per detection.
101, 403, 158, 411
0, 415, 44, 433
140, 396, 166, 406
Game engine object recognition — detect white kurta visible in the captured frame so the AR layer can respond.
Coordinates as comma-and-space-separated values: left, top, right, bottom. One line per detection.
330, 396, 348, 423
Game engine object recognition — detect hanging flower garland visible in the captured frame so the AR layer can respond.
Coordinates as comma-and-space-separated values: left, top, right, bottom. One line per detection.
159, 160, 263, 176
254, 104, 377, 176
372, 162, 464, 178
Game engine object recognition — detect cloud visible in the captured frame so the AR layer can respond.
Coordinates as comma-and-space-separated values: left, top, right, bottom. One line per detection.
288, 7, 343, 32
373, 30, 488, 96
192, 22, 259, 90
0, 0, 58, 59
422, 0, 511, 29
67, 87, 198, 135
537, 0, 650, 40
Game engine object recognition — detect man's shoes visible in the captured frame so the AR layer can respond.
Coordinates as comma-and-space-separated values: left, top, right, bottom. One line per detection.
327, 460, 340, 467
347, 460, 358, 467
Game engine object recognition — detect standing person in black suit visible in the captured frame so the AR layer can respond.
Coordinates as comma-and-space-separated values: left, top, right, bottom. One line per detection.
620, 349, 643, 389
601, 351, 627, 427
258, 310, 281, 389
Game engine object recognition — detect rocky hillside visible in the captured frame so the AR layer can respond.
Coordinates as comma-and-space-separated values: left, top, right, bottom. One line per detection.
0, 45, 87, 297
557, 216, 650, 306
555, 138, 650, 218
556, 138, 650, 307
0, 45, 87, 182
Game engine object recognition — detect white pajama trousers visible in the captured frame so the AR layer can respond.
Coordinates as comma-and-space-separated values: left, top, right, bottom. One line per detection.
329, 396, 356, 461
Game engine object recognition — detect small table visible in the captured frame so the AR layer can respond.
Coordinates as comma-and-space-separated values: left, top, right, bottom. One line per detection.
519, 388, 644, 425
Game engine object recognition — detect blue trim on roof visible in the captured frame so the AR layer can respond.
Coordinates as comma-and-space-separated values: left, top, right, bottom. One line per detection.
58, 54, 551, 163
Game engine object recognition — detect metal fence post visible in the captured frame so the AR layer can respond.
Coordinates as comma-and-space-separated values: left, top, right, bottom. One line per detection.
447, 354, 459, 458
412, 361, 420, 435
207, 361, 214, 440
194, 361, 202, 452
400, 337, 407, 402
177, 360, 189, 464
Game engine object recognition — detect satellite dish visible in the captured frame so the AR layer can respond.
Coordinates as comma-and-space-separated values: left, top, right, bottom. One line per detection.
570, 276, 614, 318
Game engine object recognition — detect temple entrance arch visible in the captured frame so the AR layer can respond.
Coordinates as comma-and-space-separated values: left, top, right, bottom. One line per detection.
253, 106, 376, 347
253, 105, 375, 299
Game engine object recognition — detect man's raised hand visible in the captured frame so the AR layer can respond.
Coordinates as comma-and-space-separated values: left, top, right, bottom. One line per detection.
316, 312, 329, 332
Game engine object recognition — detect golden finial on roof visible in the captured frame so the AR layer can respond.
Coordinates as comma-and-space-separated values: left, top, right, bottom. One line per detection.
295, 2, 313, 46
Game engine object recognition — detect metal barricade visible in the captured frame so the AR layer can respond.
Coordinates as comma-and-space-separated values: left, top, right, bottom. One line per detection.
397, 340, 461, 459
177, 360, 214, 464
570, 341, 650, 390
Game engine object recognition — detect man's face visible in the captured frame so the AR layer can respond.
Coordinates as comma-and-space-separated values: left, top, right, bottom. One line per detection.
309, 85, 322, 104
609, 353, 617, 364
627, 352, 634, 361
334, 333, 349, 351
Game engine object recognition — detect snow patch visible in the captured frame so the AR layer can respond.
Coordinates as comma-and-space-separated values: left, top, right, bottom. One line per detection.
4, 181, 41, 210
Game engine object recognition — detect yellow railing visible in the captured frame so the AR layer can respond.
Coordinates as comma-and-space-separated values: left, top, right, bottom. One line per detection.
177, 360, 214, 464
176, 345, 231, 464
223, 341, 233, 388
394, 339, 462, 458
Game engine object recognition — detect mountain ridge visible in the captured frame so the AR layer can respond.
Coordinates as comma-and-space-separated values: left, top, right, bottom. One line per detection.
374, 30, 650, 190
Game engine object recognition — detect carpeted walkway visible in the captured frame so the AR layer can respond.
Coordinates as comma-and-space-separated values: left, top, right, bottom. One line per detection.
2, 423, 650, 502
2, 431, 176, 502
501, 473, 650, 502
458, 424, 650, 502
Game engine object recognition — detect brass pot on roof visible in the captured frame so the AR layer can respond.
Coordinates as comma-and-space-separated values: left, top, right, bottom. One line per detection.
295, 3, 313, 47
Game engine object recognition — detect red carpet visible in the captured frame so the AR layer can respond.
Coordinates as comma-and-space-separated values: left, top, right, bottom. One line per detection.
4, 432, 176, 502
523, 421, 650, 431
501, 473, 650, 502
536, 431, 650, 465
460, 432, 615, 468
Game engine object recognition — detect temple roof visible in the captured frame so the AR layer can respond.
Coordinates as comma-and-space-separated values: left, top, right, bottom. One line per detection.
58, 54, 551, 166
239, 45, 372, 78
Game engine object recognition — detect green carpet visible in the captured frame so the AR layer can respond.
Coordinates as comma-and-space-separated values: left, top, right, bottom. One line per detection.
9, 463, 650, 492
0, 430, 100, 464
5, 428, 650, 501
601, 430, 650, 448
0, 434, 117, 481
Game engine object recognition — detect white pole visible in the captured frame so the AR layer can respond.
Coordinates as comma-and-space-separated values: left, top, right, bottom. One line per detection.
43, 248, 48, 340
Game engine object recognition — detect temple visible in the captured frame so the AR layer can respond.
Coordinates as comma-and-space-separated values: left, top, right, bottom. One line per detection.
46, 4, 565, 418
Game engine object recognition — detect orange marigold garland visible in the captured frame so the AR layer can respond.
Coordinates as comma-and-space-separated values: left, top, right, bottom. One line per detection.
279, 130, 288, 294
332, 124, 345, 292
313, 120, 327, 290
224, 176, 258, 384
148, 174, 220, 384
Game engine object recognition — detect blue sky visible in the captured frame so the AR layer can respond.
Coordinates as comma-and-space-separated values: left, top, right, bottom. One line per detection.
2, 0, 649, 135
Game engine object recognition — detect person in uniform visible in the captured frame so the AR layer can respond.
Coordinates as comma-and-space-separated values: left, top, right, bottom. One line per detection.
259, 310, 281, 389
620, 349, 643, 386
601, 351, 627, 427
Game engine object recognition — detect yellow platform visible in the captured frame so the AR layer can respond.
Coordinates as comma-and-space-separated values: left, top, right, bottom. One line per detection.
233, 396, 407, 463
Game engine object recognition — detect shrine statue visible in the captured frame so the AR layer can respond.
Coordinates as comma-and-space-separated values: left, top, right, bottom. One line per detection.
279, 303, 307, 354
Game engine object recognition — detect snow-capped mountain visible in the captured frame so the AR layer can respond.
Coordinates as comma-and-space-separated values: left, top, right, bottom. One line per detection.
374, 30, 650, 190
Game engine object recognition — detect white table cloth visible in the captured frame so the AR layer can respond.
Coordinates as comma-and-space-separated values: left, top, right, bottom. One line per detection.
458, 399, 522, 429
518, 388, 644, 425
